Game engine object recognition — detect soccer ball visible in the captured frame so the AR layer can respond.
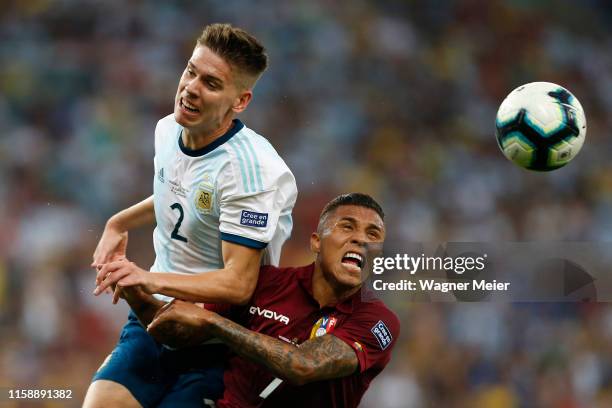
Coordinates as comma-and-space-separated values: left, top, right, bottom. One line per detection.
495, 82, 586, 171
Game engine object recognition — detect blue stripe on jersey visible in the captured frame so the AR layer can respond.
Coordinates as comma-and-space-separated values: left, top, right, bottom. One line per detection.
220, 232, 268, 249
227, 139, 250, 192
242, 137, 264, 191
234, 138, 256, 193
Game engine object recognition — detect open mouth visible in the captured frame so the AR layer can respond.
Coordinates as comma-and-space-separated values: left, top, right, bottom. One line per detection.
341, 251, 364, 271
180, 98, 200, 113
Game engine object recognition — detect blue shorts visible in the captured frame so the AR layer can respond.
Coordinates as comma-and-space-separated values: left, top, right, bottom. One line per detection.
93, 312, 225, 408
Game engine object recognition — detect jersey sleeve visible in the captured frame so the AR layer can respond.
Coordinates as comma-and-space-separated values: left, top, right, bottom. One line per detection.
217, 159, 296, 249
331, 303, 400, 373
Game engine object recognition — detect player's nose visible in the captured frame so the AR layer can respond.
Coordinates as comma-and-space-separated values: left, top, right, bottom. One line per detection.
349, 230, 368, 246
184, 77, 199, 97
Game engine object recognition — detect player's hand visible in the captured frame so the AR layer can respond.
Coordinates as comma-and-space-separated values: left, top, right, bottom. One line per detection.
112, 284, 152, 307
93, 259, 156, 302
147, 300, 212, 347
91, 219, 128, 269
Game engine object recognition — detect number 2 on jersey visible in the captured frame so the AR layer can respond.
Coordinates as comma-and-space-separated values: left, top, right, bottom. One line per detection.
170, 203, 188, 243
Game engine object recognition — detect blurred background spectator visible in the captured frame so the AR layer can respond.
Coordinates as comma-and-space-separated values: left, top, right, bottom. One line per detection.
1, 0, 611, 406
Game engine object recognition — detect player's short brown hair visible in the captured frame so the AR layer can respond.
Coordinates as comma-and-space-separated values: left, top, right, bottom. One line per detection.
318, 193, 385, 232
197, 23, 268, 88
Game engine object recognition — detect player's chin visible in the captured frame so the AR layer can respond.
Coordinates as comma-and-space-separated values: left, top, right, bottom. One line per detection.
174, 104, 202, 126
339, 263, 364, 286
174, 111, 196, 128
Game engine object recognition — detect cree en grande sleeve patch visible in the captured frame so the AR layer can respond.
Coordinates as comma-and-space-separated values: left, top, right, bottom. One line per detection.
371, 320, 393, 350
240, 210, 268, 228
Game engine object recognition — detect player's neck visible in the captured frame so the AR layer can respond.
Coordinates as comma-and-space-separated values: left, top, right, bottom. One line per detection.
182, 117, 234, 150
312, 266, 360, 308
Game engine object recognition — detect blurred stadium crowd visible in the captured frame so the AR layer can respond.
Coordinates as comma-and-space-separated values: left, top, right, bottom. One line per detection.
1, 0, 612, 406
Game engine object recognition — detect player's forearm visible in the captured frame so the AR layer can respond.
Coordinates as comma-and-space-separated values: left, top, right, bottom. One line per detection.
126, 293, 165, 326
206, 314, 310, 384
108, 195, 155, 231
150, 247, 261, 303
151, 269, 254, 304
206, 314, 356, 385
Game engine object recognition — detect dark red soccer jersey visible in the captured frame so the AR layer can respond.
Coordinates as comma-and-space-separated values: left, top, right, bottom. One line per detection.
208, 263, 400, 408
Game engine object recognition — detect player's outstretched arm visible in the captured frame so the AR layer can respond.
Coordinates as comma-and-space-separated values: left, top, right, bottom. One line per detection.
118, 286, 166, 326
94, 241, 263, 305
91, 195, 155, 268
205, 316, 358, 385
147, 300, 358, 385
147, 300, 214, 348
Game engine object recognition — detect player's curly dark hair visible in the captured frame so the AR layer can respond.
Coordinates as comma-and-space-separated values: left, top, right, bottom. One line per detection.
318, 193, 385, 232
197, 23, 268, 87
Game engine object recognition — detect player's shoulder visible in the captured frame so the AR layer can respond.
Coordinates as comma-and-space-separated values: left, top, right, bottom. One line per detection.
233, 124, 279, 157
258, 264, 301, 282
251, 264, 306, 293
155, 113, 179, 135
154, 113, 181, 149
352, 295, 401, 337
220, 121, 296, 193
229, 123, 293, 175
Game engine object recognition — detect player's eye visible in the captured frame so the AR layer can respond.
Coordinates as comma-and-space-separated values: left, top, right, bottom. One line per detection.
206, 80, 219, 89
340, 223, 353, 231
186, 67, 195, 77
368, 231, 381, 240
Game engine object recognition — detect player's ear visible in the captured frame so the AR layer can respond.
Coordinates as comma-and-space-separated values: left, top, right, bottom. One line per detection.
310, 232, 321, 254
232, 90, 252, 113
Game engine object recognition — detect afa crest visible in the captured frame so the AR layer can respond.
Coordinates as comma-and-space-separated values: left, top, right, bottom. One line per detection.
196, 190, 212, 212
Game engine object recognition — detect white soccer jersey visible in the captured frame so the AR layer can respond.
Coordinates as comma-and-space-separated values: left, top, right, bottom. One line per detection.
151, 114, 297, 278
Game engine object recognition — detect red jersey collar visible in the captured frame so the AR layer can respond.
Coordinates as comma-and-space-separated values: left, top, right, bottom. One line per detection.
296, 263, 361, 314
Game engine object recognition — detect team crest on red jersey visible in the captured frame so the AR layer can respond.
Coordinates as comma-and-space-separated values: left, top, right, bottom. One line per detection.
309, 315, 338, 339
